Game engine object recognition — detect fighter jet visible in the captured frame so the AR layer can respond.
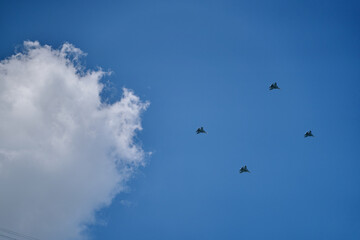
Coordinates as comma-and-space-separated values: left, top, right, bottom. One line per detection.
304, 130, 314, 137
239, 165, 250, 173
269, 82, 280, 90
196, 127, 207, 134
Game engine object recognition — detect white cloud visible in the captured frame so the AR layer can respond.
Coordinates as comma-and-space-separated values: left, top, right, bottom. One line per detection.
0, 41, 149, 240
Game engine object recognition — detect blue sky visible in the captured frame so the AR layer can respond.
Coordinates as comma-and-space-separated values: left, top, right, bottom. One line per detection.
1, 0, 360, 239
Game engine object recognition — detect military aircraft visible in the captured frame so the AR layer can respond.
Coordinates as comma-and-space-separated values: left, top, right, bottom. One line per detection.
304, 130, 314, 137
196, 127, 207, 134
269, 82, 280, 90
239, 165, 250, 173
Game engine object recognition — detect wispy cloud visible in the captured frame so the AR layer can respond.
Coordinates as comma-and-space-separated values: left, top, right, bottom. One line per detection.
0, 41, 149, 240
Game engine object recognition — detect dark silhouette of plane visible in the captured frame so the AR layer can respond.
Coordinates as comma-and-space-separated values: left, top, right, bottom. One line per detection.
304, 130, 314, 137
239, 165, 250, 173
196, 127, 207, 134
269, 82, 280, 90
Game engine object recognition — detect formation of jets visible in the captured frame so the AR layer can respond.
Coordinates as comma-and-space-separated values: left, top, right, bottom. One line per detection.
196, 127, 207, 134
269, 82, 280, 90
239, 165, 250, 173
197, 82, 314, 175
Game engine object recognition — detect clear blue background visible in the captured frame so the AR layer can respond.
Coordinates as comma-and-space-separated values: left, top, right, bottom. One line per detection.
1, 0, 359, 239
